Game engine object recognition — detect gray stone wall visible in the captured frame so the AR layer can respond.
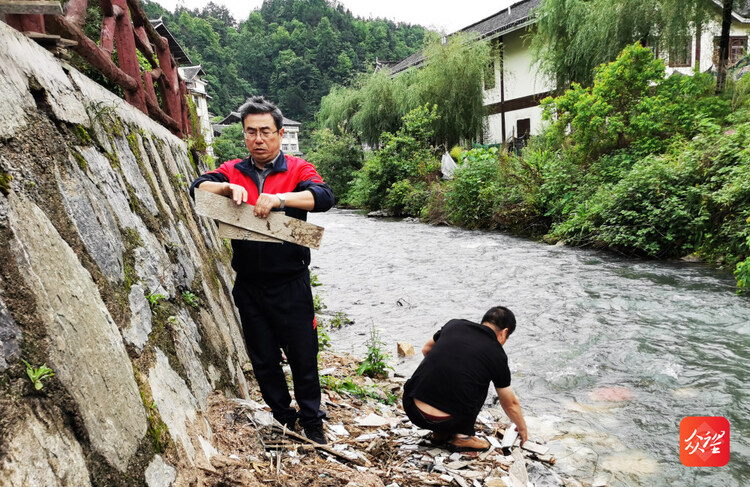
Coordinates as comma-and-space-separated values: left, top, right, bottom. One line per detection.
0, 22, 249, 485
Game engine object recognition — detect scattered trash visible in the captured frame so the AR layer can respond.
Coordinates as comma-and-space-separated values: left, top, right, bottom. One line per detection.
194, 350, 574, 487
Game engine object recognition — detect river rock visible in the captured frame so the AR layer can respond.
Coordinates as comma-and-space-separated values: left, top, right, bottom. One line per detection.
0, 405, 92, 487
124, 284, 152, 350
145, 455, 177, 487
8, 194, 147, 471
397, 342, 415, 357
527, 460, 565, 487
148, 348, 200, 464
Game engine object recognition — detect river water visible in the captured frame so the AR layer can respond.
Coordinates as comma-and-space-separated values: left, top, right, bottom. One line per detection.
308, 209, 749, 487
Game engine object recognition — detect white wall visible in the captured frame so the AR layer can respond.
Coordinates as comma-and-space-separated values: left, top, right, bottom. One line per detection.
501, 28, 554, 101
481, 26, 553, 144
484, 106, 547, 144
665, 19, 750, 76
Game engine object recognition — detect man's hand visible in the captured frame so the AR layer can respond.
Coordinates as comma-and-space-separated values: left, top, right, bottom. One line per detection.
496, 386, 528, 445
197, 181, 247, 205
224, 183, 248, 206
254, 193, 281, 218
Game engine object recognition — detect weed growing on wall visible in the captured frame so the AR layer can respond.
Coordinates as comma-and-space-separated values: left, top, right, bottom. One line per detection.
22, 360, 54, 391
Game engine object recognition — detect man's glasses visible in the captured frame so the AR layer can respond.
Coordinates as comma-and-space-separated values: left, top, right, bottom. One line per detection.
244, 128, 279, 140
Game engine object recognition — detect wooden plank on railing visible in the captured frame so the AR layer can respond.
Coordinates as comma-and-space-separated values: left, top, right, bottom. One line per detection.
0, 0, 63, 15
194, 189, 324, 249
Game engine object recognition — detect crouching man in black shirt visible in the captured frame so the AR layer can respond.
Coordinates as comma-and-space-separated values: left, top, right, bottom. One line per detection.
402, 306, 528, 452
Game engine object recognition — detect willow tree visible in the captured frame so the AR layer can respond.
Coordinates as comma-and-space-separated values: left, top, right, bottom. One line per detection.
409, 33, 490, 147
532, 0, 721, 89
317, 33, 490, 147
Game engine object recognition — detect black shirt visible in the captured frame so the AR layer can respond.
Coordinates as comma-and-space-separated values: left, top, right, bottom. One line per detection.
404, 319, 511, 424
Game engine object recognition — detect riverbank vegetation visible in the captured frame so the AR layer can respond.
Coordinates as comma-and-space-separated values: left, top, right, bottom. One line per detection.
312, 44, 750, 292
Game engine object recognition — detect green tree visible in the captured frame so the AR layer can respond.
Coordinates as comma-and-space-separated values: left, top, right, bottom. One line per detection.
348, 105, 441, 212
306, 128, 363, 202
212, 123, 247, 162
532, 0, 715, 89
318, 34, 489, 148
411, 33, 489, 147
314, 17, 340, 71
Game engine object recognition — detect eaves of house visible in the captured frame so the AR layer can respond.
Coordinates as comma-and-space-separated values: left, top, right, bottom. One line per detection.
390, 0, 542, 76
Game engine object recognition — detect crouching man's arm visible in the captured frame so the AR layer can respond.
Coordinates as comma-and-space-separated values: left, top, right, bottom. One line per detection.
421, 338, 436, 356
496, 386, 528, 444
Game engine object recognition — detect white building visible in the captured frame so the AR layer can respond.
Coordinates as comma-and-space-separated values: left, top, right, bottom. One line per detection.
392, 0, 750, 146
280, 118, 301, 155
391, 0, 549, 145
662, 3, 750, 76
178, 65, 215, 156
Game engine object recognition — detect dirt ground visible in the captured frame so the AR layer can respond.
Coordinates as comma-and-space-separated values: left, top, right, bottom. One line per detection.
176, 351, 567, 487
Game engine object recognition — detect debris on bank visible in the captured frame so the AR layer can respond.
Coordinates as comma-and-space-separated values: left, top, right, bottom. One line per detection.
195, 351, 580, 487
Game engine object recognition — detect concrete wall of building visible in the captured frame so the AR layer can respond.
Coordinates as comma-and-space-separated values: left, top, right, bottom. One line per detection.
665, 19, 750, 76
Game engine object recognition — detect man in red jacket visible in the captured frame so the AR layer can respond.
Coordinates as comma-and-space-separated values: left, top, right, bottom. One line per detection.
190, 96, 334, 444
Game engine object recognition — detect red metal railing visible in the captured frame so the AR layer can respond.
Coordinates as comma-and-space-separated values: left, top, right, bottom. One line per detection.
3, 0, 191, 138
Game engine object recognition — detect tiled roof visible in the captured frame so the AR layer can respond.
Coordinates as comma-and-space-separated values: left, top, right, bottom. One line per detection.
179, 65, 206, 81
734, 0, 750, 19
391, 0, 542, 75
149, 18, 192, 65
459, 0, 542, 39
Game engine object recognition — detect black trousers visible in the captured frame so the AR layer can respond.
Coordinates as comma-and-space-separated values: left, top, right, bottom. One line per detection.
232, 272, 324, 427
403, 395, 475, 436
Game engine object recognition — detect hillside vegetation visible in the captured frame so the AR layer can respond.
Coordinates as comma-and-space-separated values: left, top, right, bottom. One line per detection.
141, 0, 430, 122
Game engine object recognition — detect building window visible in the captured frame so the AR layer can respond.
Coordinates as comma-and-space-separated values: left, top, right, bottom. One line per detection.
668, 38, 692, 67
714, 36, 747, 66
484, 38, 501, 90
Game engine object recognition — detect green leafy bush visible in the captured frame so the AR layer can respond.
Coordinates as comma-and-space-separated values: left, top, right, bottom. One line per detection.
306, 128, 363, 204
445, 147, 502, 228
446, 146, 544, 231
348, 105, 440, 213
212, 123, 247, 163
735, 257, 750, 293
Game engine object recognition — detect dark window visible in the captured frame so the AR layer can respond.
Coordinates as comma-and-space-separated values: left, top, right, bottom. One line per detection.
516, 118, 531, 138
513, 118, 531, 153
714, 36, 748, 66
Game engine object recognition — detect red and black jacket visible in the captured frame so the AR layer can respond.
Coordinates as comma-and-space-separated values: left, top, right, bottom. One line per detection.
190, 152, 334, 285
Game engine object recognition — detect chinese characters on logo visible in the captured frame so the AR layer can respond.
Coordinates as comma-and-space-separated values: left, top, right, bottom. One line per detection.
680, 416, 730, 467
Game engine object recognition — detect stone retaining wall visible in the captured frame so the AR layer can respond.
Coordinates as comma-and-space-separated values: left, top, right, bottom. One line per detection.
0, 21, 249, 486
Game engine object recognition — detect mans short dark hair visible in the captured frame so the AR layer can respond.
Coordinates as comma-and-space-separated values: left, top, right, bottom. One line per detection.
482, 306, 516, 336
240, 96, 284, 130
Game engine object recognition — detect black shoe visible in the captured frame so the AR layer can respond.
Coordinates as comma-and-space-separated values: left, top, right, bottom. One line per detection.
275, 415, 298, 432
303, 423, 327, 444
